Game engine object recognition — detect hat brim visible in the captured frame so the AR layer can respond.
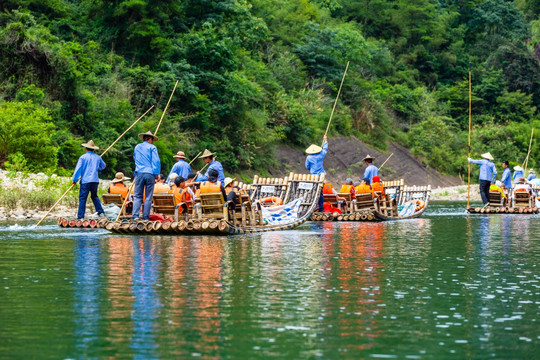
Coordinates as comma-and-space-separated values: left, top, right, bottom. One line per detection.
138, 133, 159, 141
112, 177, 129, 183
173, 155, 186, 159
81, 143, 99, 150
305, 144, 322, 154
362, 157, 375, 162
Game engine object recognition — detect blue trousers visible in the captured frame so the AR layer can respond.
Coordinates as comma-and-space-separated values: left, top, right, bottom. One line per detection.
318, 189, 324, 212
77, 182, 104, 219
132, 173, 155, 220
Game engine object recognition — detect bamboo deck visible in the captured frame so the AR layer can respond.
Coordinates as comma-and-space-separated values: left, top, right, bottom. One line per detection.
466, 206, 538, 214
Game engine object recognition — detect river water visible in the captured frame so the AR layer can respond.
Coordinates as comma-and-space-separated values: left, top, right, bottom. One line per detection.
0, 202, 538, 359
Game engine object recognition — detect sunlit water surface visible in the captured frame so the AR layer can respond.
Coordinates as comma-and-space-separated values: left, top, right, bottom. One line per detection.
0, 202, 538, 359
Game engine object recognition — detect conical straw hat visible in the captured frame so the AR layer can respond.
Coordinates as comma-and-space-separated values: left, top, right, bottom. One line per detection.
173, 151, 186, 159
529, 168, 535, 173
362, 154, 375, 162
514, 165, 523, 171
201, 149, 215, 158
111, 172, 130, 183
81, 140, 99, 150
305, 144, 322, 155
138, 131, 159, 141
481, 152, 494, 161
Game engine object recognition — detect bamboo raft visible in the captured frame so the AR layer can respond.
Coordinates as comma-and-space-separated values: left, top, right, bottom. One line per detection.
466, 185, 540, 215
466, 206, 538, 214
311, 181, 431, 222
58, 173, 325, 235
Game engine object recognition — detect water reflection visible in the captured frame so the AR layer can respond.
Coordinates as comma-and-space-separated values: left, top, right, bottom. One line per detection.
28, 203, 536, 359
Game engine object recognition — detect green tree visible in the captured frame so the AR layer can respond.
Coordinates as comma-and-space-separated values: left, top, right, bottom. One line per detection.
0, 101, 58, 171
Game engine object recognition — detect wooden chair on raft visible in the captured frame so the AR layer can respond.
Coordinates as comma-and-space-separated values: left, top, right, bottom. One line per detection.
513, 190, 532, 208
352, 192, 375, 211
488, 191, 505, 207
323, 194, 346, 212
102, 193, 130, 216
194, 192, 263, 226
151, 193, 189, 221
337, 193, 353, 212
374, 191, 398, 217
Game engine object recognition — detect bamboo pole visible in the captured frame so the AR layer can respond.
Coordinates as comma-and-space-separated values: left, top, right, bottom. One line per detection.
467, 71, 472, 208
522, 128, 534, 171
323, 61, 350, 145
116, 81, 179, 222
189, 151, 202, 165
379, 153, 394, 170
35, 105, 156, 226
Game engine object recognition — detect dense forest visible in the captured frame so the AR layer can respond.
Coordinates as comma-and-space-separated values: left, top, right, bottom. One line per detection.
0, 0, 539, 179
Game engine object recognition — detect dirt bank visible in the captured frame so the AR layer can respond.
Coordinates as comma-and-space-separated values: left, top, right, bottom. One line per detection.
272, 136, 462, 187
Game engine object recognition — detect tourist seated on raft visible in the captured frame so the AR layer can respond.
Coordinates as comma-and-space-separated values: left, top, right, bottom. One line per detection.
371, 175, 385, 197
172, 176, 194, 210
490, 181, 506, 204
355, 178, 372, 194
322, 182, 346, 201
200, 169, 227, 200
108, 172, 132, 214
514, 178, 533, 197
153, 173, 172, 193
224, 177, 238, 203
339, 178, 356, 197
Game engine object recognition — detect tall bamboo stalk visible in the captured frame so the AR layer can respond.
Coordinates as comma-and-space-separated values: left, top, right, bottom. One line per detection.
522, 128, 534, 171
467, 71, 472, 208
379, 153, 394, 170
189, 151, 202, 165
323, 61, 350, 145
35, 105, 155, 226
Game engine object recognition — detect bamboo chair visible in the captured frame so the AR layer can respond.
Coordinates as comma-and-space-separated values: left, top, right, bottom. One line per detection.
513, 190, 532, 208
337, 192, 353, 213
353, 192, 375, 211
152, 193, 187, 221
488, 191, 504, 207
102, 193, 130, 216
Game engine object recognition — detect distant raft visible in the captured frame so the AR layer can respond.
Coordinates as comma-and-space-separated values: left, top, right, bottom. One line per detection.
466, 206, 538, 214
311, 181, 431, 222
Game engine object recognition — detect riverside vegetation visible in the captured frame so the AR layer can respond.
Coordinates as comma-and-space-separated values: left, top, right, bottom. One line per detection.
0, 0, 539, 181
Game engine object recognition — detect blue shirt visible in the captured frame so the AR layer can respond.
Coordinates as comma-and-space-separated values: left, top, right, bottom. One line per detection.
167, 159, 191, 182
363, 164, 379, 184
133, 141, 161, 177
501, 168, 511, 189
527, 173, 536, 181
197, 160, 225, 183
72, 151, 106, 184
305, 141, 328, 175
513, 170, 524, 182
469, 158, 497, 182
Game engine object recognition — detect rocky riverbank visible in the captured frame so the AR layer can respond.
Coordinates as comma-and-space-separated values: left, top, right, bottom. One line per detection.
430, 185, 481, 201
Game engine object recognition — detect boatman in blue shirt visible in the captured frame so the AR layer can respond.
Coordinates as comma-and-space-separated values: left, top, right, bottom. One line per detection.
196, 149, 225, 184
362, 154, 379, 185
513, 165, 524, 184
132, 131, 161, 220
166, 151, 191, 182
72, 140, 106, 219
500, 160, 512, 191
527, 169, 536, 181
468, 152, 497, 206
305, 135, 328, 212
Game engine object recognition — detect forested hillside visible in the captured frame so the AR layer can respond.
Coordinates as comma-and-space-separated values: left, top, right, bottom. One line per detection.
1, 0, 539, 179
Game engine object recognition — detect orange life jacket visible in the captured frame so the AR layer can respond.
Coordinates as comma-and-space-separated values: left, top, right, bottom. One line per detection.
154, 182, 172, 194
200, 181, 222, 193
109, 183, 129, 200
355, 184, 372, 194
339, 184, 355, 196
323, 183, 334, 194
372, 182, 385, 196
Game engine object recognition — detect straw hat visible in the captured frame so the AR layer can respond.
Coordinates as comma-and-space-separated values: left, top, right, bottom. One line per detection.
201, 149, 215, 158
111, 172, 130, 183
362, 154, 375, 162
481, 152, 494, 161
224, 177, 235, 187
173, 151, 186, 159
305, 144, 322, 155
138, 131, 158, 141
514, 165, 524, 171
529, 169, 535, 173
81, 140, 99, 150
169, 172, 178, 181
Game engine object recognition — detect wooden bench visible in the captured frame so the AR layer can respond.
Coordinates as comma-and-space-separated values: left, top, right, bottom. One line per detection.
102, 193, 130, 216
374, 191, 397, 216
152, 193, 186, 221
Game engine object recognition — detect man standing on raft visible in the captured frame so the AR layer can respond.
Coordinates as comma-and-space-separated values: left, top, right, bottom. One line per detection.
305, 135, 328, 212
72, 140, 106, 219
132, 131, 161, 220
362, 155, 379, 185
468, 152, 497, 206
